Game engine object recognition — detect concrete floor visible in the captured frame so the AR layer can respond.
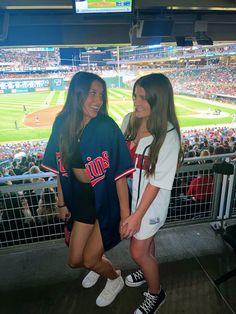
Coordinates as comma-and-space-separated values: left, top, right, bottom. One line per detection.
0, 223, 235, 314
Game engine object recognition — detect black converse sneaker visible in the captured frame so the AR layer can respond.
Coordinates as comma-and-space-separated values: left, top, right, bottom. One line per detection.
134, 289, 166, 314
125, 269, 146, 287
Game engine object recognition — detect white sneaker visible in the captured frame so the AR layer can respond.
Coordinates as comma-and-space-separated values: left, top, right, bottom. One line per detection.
82, 271, 100, 288
96, 270, 124, 307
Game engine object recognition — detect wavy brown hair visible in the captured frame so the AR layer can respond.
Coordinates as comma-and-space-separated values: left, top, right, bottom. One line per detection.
124, 73, 183, 176
55, 72, 108, 169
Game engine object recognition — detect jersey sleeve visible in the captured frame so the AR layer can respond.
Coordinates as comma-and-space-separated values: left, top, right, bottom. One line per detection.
41, 120, 60, 174
149, 130, 179, 190
110, 122, 135, 181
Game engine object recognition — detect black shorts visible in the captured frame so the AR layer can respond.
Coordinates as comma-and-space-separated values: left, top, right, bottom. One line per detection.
73, 181, 96, 224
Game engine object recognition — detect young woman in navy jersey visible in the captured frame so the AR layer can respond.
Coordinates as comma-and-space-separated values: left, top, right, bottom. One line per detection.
42, 72, 134, 307
121, 73, 183, 314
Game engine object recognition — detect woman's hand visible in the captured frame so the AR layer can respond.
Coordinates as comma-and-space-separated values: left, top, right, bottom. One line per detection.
121, 212, 142, 239
58, 206, 70, 221
119, 215, 130, 240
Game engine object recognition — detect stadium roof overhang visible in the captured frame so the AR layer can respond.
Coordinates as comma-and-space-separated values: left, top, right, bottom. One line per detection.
0, 0, 236, 47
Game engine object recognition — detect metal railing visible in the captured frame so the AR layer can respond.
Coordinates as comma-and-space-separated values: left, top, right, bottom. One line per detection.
0, 154, 235, 250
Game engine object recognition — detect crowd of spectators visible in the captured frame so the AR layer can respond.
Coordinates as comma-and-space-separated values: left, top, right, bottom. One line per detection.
0, 149, 61, 246
0, 125, 235, 175
168, 66, 236, 98
0, 45, 235, 101
0, 183, 62, 246
167, 125, 236, 220
0, 48, 61, 70
181, 125, 236, 155
119, 44, 236, 64
0, 70, 74, 80
0, 141, 47, 162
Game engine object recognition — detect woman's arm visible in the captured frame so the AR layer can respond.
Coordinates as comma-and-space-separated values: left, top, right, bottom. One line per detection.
122, 183, 160, 238
116, 176, 130, 239
57, 175, 70, 221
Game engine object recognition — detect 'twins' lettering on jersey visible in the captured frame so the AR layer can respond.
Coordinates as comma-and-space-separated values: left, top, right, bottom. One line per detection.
55, 151, 110, 185
85, 151, 110, 187
56, 152, 69, 177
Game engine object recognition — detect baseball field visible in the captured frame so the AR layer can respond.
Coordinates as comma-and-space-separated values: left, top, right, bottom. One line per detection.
0, 89, 235, 143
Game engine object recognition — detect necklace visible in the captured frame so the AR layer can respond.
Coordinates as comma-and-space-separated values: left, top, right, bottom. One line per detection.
77, 124, 86, 142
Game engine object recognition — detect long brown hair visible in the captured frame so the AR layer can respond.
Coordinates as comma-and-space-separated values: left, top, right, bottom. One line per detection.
125, 73, 183, 176
55, 72, 108, 169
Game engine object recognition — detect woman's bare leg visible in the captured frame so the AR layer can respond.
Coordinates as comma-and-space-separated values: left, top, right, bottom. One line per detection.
68, 221, 94, 268
68, 220, 118, 279
83, 220, 118, 280
130, 236, 160, 294
150, 238, 155, 256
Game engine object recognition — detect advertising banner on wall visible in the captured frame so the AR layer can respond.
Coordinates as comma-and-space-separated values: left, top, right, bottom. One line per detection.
0, 78, 64, 93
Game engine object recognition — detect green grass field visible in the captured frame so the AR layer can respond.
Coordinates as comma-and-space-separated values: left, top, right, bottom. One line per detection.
0, 89, 235, 143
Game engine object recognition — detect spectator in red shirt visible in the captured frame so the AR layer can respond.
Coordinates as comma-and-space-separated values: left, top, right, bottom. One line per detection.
187, 171, 214, 201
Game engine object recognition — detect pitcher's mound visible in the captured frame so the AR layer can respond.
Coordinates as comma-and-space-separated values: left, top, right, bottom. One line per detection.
24, 106, 63, 128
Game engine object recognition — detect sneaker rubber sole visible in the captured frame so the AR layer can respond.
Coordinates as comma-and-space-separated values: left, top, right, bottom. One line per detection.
154, 298, 166, 314
125, 274, 146, 287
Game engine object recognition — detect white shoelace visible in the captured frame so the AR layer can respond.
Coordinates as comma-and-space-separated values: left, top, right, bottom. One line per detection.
133, 269, 144, 280
139, 292, 158, 313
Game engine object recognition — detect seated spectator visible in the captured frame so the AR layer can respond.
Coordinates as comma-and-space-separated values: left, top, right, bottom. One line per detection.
200, 139, 209, 151
29, 165, 45, 196
18, 156, 28, 173
0, 190, 35, 245
36, 188, 58, 224
200, 149, 210, 157
187, 170, 214, 201
193, 145, 201, 157
184, 149, 197, 161
214, 145, 225, 162
208, 145, 215, 155
23, 189, 40, 216
29, 165, 43, 179
18, 192, 36, 225
199, 149, 212, 163
11, 160, 23, 175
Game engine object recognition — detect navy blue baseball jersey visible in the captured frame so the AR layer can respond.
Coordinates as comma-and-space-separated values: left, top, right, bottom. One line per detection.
42, 114, 135, 251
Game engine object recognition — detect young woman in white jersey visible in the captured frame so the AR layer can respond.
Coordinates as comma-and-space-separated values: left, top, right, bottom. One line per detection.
121, 73, 183, 314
